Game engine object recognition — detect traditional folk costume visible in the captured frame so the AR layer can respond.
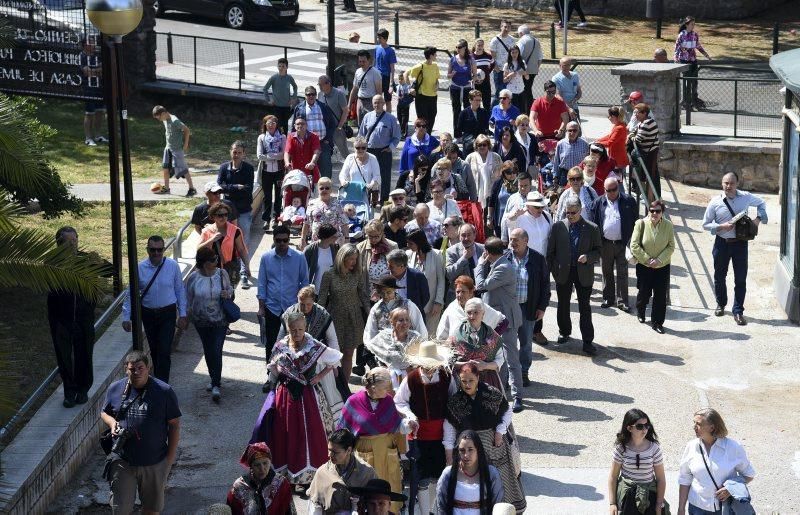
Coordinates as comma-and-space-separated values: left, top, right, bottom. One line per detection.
227, 442, 295, 515
444, 382, 526, 513
251, 334, 343, 485
448, 320, 506, 391
363, 296, 426, 345
365, 328, 420, 389
307, 456, 378, 514
337, 390, 411, 514
394, 340, 456, 515
436, 299, 508, 340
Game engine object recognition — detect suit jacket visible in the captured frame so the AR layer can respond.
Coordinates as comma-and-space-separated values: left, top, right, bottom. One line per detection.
303, 242, 340, 287
520, 249, 551, 321
456, 107, 490, 139
546, 218, 602, 288
589, 193, 637, 245
402, 267, 431, 321
444, 242, 485, 304
475, 252, 523, 329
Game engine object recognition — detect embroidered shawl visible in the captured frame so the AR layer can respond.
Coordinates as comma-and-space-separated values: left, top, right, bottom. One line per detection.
445, 382, 509, 432
449, 320, 502, 363
281, 303, 332, 342
338, 390, 403, 437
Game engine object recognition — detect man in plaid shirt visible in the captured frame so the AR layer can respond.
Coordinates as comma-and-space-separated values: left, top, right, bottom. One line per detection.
553, 121, 589, 186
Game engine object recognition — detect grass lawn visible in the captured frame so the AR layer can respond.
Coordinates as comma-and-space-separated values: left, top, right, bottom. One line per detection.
35, 98, 242, 185
0, 200, 197, 428
369, 0, 800, 60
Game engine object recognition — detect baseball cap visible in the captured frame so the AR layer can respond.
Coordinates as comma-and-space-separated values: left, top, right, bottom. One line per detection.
628, 91, 643, 102
204, 181, 223, 193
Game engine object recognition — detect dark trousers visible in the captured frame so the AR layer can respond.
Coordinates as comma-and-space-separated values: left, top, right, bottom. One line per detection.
319, 140, 333, 179
368, 147, 393, 203
522, 75, 536, 114
261, 308, 283, 361
49, 317, 94, 399
476, 76, 492, 111
261, 169, 285, 222
556, 267, 594, 343
636, 263, 670, 325
397, 103, 410, 137
196, 325, 227, 387
415, 94, 438, 131
272, 106, 292, 135
568, 0, 587, 22
141, 304, 177, 383
639, 148, 660, 199
511, 93, 528, 117
680, 61, 699, 107
712, 237, 748, 315
450, 86, 470, 137
601, 238, 629, 305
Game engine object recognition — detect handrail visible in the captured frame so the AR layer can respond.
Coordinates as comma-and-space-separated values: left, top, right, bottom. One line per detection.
156, 30, 321, 53
0, 232, 181, 444
627, 140, 661, 218
172, 219, 193, 260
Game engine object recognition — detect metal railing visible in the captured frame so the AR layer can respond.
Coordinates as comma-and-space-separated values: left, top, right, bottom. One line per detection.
627, 141, 662, 218
678, 76, 783, 139
0, 232, 181, 445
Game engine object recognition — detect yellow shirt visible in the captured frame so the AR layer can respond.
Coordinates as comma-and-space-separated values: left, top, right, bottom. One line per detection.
409, 62, 440, 97
630, 217, 675, 267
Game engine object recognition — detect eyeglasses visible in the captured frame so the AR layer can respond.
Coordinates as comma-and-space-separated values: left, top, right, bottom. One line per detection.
391, 196, 405, 200
605, 187, 618, 193
147, 247, 164, 253
274, 237, 290, 243
355, 146, 367, 150
565, 211, 579, 216
500, 97, 511, 101
566, 129, 578, 133
432, 190, 444, 194
649, 209, 662, 214
569, 177, 583, 182
633, 423, 650, 431
319, 186, 331, 191
415, 124, 427, 128
213, 213, 228, 218
305, 92, 316, 97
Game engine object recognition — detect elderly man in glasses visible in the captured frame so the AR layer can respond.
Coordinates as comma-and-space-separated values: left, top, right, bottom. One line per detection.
291, 85, 339, 180
590, 177, 637, 312
122, 235, 188, 383
555, 166, 598, 221
553, 121, 589, 187
547, 197, 601, 356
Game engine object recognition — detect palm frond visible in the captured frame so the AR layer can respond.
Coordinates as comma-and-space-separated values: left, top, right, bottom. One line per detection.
0, 227, 109, 302
0, 94, 48, 191
0, 195, 22, 232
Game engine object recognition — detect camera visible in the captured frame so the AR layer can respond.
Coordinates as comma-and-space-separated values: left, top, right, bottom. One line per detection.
111, 427, 133, 455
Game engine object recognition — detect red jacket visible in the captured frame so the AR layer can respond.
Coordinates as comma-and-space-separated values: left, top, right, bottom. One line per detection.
595, 122, 629, 167
285, 131, 321, 184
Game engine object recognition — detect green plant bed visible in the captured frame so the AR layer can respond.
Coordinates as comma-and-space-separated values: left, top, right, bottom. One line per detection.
34, 98, 242, 185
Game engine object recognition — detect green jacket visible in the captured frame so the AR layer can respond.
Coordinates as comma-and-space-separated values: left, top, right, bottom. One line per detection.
630, 217, 675, 268
616, 475, 671, 515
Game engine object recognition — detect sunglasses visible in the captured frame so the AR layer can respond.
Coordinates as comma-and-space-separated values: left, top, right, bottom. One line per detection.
415, 124, 427, 128
305, 92, 316, 97
319, 186, 331, 191
633, 423, 650, 431
500, 97, 511, 101
147, 247, 164, 253
650, 209, 662, 214
274, 237, 290, 243
213, 213, 228, 218
567, 129, 578, 133
355, 146, 367, 150
565, 211, 579, 216
569, 177, 583, 182
605, 187, 618, 193
477, 143, 489, 148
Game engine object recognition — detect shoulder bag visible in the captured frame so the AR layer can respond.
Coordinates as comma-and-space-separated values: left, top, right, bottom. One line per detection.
218, 269, 241, 324
140, 257, 166, 301
399, 66, 423, 107
722, 197, 758, 241
699, 443, 722, 512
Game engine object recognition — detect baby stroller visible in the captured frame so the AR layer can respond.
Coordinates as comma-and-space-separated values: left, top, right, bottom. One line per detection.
338, 181, 371, 242
537, 138, 559, 194
277, 169, 311, 235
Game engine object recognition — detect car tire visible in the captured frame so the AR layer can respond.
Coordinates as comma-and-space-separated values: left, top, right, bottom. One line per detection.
286, 15, 298, 26
153, 0, 164, 16
224, 4, 247, 29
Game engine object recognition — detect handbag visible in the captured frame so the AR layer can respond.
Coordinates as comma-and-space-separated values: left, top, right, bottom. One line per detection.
722, 198, 758, 241
217, 269, 241, 323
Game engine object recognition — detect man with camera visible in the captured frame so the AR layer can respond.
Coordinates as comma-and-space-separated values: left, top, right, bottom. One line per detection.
101, 351, 181, 514
702, 171, 767, 326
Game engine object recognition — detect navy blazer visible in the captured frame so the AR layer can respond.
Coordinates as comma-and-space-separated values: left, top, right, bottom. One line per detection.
456, 107, 491, 139
404, 267, 431, 320
590, 193, 638, 245
520, 249, 551, 320
291, 101, 338, 144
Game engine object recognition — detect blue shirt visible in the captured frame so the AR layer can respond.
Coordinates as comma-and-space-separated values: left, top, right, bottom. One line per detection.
257, 248, 309, 317
102, 376, 181, 466
375, 45, 397, 77
702, 190, 768, 239
358, 110, 402, 150
490, 104, 520, 135
552, 71, 580, 106
123, 257, 187, 321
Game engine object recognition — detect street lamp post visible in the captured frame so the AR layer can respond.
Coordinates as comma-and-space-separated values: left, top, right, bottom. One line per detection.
87, 0, 144, 350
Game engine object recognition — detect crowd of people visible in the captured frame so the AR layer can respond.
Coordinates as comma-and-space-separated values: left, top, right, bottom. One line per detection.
72, 16, 769, 515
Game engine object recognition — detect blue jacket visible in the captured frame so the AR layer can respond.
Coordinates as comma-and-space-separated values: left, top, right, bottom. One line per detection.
590, 193, 638, 246
291, 100, 338, 144
721, 477, 755, 515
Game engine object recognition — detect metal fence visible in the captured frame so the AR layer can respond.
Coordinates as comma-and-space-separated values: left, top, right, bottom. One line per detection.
678, 75, 783, 139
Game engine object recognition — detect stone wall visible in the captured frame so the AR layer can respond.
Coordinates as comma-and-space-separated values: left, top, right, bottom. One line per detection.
420, 0, 788, 20
660, 136, 781, 193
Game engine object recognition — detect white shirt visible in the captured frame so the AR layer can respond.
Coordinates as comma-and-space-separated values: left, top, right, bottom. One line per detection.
443, 405, 512, 449
516, 211, 552, 256
436, 299, 505, 339
364, 298, 426, 345
394, 370, 458, 422
395, 271, 408, 300
339, 153, 381, 190
602, 199, 622, 241
678, 437, 755, 512
427, 199, 460, 224
314, 247, 334, 291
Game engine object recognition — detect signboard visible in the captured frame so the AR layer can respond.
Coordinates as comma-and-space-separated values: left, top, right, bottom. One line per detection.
0, 0, 102, 100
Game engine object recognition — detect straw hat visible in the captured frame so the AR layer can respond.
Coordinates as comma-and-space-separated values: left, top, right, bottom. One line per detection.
405, 339, 453, 369
491, 503, 516, 515
525, 191, 547, 208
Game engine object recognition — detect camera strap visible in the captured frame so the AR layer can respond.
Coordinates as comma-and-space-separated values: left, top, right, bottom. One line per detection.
115, 380, 146, 425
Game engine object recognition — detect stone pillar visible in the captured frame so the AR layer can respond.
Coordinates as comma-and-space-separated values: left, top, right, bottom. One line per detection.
610, 63, 689, 141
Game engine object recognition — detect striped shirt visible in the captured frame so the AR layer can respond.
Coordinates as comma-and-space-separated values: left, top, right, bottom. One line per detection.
511, 251, 528, 304
472, 51, 494, 75
633, 117, 659, 152
613, 441, 663, 482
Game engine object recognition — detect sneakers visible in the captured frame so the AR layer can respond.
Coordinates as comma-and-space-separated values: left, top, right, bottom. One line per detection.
154, 186, 170, 194
211, 386, 221, 402
577, 21, 588, 27
206, 383, 213, 392
241, 276, 251, 289
85, 138, 97, 146
94, 136, 108, 143
185, 188, 197, 197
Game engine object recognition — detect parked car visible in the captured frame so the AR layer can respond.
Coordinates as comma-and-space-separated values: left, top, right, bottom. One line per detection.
153, 0, 299, 29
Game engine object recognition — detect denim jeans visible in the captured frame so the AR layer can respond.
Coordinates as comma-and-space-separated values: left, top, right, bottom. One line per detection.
237, 211, 252, 276
517, 309, 534, 375
492, 70, 505, 104
688, 504, 721, 515
195, 325, 227, 386
712, 236, 748, 315
318, 140, 333, 179
368, 147, 393, 203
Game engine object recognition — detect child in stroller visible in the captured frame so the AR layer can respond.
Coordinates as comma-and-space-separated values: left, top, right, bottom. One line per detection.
343, 203, 366, 242
279, 197, 306, 226
537, 138, 559, 192
276, 169, 311, 233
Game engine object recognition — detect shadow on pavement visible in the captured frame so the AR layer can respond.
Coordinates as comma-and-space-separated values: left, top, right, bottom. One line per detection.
524, 401, 613, 423
527, 382, 634, 404
521, 471, 604, 500
661, 328, 750, 341
516, 435, 587, 457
